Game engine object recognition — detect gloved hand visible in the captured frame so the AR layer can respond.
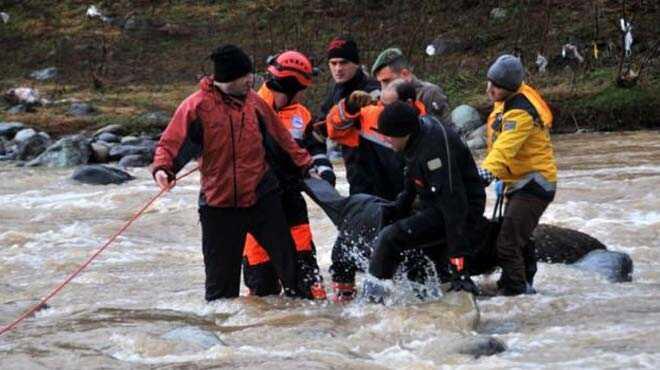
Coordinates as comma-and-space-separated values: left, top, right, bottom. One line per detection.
319, 169, 336, 187
447, 257, 479, 295
345, 90, 373, 114
478, 167, 497, 187
494, 180, 504, 197
381, 201, 409, 226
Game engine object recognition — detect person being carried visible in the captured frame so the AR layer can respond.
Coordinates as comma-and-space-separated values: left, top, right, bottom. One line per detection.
478, 54, 557, 296
242, 50, 335, 300
151, 44, 312, 301
364, 102, 486, 302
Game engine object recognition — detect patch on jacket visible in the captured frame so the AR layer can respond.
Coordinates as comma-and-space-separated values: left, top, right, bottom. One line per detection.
427, 157, 442, 171
292, 115, 304, 129
503, 120, 517, 131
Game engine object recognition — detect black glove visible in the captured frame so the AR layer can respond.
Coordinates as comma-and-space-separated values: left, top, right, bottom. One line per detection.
447, 257, 479, 295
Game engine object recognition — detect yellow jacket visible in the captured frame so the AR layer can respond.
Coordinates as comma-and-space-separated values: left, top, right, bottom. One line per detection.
482, 84, 557, 190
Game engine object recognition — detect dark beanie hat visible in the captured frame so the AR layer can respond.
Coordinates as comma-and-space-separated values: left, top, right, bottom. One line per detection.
327, 37, 360, 64
376, 101, 420, 137
487, 54, 524, 91
211, 44, 253, 82
266, 76, 306, 96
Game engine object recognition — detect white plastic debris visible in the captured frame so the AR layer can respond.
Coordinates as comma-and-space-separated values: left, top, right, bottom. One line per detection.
536, 53, 548, 73
1, 12, 9, 24
620, 18, 633, 57
86, 5, 111, 23
5, 87, 41, 105
426, 44, 436, 56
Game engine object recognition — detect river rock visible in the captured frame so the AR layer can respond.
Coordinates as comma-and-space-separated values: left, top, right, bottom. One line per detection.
161, 326, 224, 350
4, 87, 41, 106
71, 164, 134, 185
533, 224, 607, 264
27, 135, 91, 167
120, 135, 138, 144
466, 124, 487, 150
451, 105, 482, 135
108, 144, 154, 161
16, 134, 50, 161
68, 102, 97, 117
90, 142, 110, 163
13, 128, 36, 142
30, 67, 57, 81
456, 335, 507, 358
93, 124, 125, 137
0, 122, 25, 138
573, 249, 633, 282
7, 104, 28, 114
96, 132, 120, 143
118, 154, 151, 168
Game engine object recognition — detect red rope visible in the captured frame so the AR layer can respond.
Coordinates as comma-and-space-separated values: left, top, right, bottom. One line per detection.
0, 166, 199, 336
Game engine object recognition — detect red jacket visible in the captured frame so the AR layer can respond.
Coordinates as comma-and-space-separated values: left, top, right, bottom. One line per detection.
152, 77, 312, 208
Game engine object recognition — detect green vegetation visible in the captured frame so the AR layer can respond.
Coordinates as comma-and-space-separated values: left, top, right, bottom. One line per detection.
0, 0, 657, 136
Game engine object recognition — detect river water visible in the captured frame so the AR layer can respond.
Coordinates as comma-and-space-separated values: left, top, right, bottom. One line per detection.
0, 130, 658, 369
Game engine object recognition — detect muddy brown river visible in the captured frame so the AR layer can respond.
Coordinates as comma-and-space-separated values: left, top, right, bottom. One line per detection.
1, 131, 659, 369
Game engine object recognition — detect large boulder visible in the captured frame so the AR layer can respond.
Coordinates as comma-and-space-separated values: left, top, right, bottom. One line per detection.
27, 135, 91, 168
15, 134, 51, 161
451, 105, 482, 135
533, 224, 607, 264
0, 122, 25, 139
71, 165, 134, 185
573, 250, 633, 282
90, 142, 110, 163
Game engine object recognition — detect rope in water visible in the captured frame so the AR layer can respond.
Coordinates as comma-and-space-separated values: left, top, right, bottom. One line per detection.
0, 166, 199, 336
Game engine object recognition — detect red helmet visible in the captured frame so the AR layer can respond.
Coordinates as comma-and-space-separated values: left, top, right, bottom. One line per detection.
267, 51, 313, 87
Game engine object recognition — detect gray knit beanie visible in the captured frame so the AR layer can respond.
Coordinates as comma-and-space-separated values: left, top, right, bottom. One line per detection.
487, 54, 524, 91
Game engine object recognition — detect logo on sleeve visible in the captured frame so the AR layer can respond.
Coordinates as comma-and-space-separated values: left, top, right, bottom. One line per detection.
503, 120, 517, 131
292, 115, 304, 129
427, 158, 442, 171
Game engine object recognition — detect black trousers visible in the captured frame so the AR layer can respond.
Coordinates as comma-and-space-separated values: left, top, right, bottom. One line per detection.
368, 208, 447, 280
199, 192, 299, 301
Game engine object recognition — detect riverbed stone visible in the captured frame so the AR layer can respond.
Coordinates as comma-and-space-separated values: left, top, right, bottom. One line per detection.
71, 164, 134, 185
108, 144, 154, 161
30, 67, 58, 81
27, 135, 91, 167
161, 326, 225, 350
0, 122, 25, 139
68, 102, 97, 117
451, 105, 482, 135
118, 154, 151, 168
90, 142, 110, 163
13, 128, 36, 142
93, 124, 125, 137
15, 134, 50, 161
96, 132, 120, 143
573, 249, 633, 282
533, 224, 607, 264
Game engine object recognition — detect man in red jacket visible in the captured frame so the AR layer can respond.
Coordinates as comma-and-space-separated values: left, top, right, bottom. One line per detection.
152, 44, 313, 301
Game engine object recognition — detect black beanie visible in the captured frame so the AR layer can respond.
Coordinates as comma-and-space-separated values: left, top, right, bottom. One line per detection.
376, 101, 420, 137
327, 37, 360, 64
211, 44, 253, 82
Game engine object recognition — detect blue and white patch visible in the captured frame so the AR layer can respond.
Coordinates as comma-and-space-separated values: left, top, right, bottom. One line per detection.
292, 115, 304, 129
503, 120, 517, 131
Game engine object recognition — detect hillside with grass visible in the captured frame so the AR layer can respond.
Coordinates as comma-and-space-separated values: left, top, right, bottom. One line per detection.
1, 0, 658, 136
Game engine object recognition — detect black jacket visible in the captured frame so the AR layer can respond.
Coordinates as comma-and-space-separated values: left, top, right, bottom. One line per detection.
394, 116, 486, 256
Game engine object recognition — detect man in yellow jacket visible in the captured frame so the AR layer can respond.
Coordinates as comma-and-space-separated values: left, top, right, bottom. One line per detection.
479, 54, 557, 296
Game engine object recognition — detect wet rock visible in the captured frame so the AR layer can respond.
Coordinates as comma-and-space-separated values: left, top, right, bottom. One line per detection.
4, 87, 41, 106
161, 326, 224, 350
96, 132, 120, 143
534, 224, 607, 264
71, 164, 134, 185
119, 154, 151, 168
466, 124, 487, 150
108, 144, 154, 161
120, 135, 138, 144
27, 135, 91, 168
573, 249, 633, 282
90, 142, 110, 163
68, 102, 97, 117
13, 128, 36, 142
93, 124, 125, 137
16, 134, 50, 161
456, 336, 506, 358
30, 67, 57, 81
451, 105, 482, 135
0, 122, 25, 138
